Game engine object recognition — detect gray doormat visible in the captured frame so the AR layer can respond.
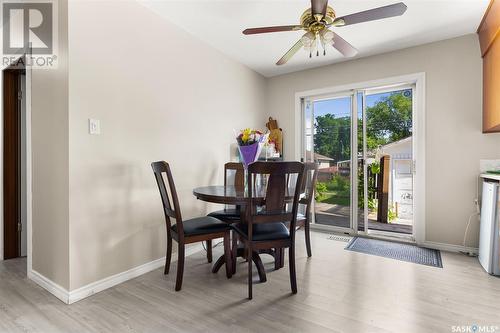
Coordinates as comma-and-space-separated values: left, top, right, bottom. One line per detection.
327, 234, 352, 242
345, 237, 443, 268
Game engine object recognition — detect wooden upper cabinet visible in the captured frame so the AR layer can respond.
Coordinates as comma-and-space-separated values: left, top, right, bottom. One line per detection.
478, 0, 500, 133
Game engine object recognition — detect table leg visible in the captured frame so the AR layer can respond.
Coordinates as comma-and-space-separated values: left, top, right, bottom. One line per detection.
211, 255, 226, 274
212, 245, 268, 283
210, 208, 269, 282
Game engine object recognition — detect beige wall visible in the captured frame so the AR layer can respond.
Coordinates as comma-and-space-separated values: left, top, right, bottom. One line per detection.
267, 34, 500, 248
68, 0, 267, 290
31, 0, 70, 289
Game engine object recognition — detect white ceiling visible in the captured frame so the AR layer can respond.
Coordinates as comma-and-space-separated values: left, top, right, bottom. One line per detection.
140, 0, 489, 77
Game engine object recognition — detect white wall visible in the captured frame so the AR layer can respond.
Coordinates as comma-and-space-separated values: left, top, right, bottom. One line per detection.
30, 0, 70, 289
68, 0, 267, 290
267, 34, 500, 248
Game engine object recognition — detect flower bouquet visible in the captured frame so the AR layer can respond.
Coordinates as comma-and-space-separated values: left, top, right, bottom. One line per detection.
235, 128, 269, 169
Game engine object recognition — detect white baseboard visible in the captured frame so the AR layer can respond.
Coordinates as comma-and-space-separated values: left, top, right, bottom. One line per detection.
28, 270, 70, 304
68, 256, 167, 304
310, 225, 479, 255
421, 241, 478, 254
29, 243, 203, 304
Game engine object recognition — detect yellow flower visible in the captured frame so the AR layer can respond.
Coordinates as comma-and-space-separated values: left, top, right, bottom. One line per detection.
241, 128, 251, 143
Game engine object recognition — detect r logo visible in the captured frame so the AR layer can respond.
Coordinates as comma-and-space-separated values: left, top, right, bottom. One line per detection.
2, 2, 53, 54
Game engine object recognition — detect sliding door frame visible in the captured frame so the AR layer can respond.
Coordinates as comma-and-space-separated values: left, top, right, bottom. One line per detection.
302, 91, 357, 235
360, 83, 416, 241
295, 73, 426, 245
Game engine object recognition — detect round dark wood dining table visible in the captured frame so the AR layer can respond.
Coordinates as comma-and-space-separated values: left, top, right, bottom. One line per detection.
193, 185, 267, 205
193, 185, 246, 204
193, 185, 295, 205
193, 185, 292, 282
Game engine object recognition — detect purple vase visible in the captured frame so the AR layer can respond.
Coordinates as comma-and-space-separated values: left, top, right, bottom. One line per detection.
238, 142, 259, 169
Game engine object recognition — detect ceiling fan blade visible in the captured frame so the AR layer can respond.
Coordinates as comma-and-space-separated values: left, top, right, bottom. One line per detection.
311, 0, 328, 18
332, 33, 358, 57
243, 25, 302, 35
276, 38, 304, 66
333, 2, 407, 26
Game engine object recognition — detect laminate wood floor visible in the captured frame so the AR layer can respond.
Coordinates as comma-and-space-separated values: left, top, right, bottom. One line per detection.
1, 231, 500, 333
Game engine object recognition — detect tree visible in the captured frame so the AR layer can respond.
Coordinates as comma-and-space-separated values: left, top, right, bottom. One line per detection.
313, 92, 411, 160
314, 114, 350, 162
366, 93, 412, 150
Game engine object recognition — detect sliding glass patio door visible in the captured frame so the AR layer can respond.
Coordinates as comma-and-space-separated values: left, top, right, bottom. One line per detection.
361, 85, 415, 236
302, 83, 416, 238
303, 92, 357, 234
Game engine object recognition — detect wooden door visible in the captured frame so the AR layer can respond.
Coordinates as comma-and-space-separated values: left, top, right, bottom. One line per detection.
3, 70, 21, 259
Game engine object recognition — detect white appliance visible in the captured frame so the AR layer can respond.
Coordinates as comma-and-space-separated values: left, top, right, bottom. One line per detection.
479, 178, 500, 275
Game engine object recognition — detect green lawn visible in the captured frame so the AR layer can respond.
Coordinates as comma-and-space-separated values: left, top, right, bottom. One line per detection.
317, 192, 350, 206
316, 175, 351, 207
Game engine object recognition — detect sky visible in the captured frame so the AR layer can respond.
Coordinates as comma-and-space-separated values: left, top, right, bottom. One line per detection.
304, 89, 412, 151
312, 91, 409, 120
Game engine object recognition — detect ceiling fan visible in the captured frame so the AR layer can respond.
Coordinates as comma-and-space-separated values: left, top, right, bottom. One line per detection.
242, 0, 407, 66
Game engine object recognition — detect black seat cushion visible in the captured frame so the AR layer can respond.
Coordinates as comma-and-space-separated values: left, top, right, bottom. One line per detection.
172, 216, 230, 236
234, 222, 290, 241
207, 208, 241, 222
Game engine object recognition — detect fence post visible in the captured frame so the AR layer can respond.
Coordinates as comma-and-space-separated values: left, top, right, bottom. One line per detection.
377, 155, 390, 223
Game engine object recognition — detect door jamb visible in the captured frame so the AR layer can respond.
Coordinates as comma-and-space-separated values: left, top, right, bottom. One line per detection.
0, 54, 32, 272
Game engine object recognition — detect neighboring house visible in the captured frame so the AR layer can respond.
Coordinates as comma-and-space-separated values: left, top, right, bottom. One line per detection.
336, 159, 351, 176
377, 136, 412, 160
317, 166, 338, 182
305, 151, 336, 182
377, 137, 413, 222
305, 151, 335, 168
336, 158, 364, 176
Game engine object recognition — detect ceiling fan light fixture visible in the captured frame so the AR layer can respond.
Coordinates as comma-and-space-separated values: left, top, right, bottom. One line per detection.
300, 31, 316, 47
303, 43, 317, 55
303, 35, 318, 55
320, 29, 334, 43
317, 29, 333, 56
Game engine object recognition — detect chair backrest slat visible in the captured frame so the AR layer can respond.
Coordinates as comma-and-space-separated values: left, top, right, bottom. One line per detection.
151, 161, 184, 236
247, 161, 305, 240
224, 162, 244, 187
223, 162, 244, 211
300, 162, 319, 208
265, 173, 287, 212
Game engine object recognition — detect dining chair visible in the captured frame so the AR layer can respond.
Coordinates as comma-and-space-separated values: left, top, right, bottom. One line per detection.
151, 161, 232, 291
296, 162, 319, 258
233, 161, 305, 299
273, 161, 319, 269
207, 162, 244, 223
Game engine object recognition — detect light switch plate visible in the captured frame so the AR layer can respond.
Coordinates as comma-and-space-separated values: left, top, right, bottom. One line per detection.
89, 119, 100, 135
